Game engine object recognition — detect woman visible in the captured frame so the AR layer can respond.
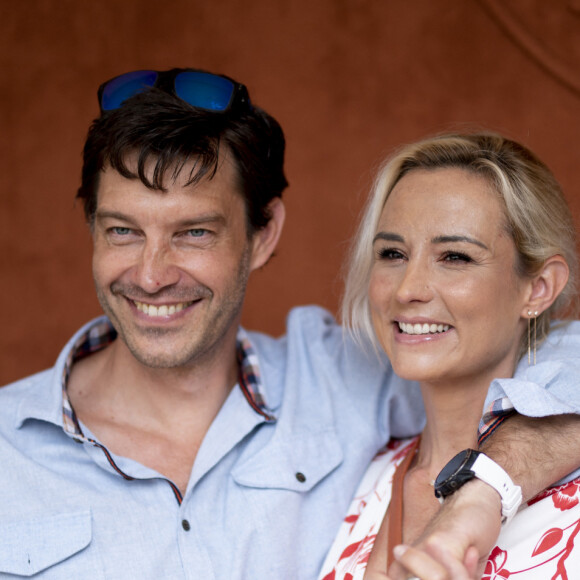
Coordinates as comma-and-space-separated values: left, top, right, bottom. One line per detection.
319, 133, 580, 579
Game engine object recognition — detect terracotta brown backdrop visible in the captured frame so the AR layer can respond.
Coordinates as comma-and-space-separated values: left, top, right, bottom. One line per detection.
1, 0, 580, 385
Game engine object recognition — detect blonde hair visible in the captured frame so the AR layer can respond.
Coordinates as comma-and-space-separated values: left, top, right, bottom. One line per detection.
342, 132, 579, 357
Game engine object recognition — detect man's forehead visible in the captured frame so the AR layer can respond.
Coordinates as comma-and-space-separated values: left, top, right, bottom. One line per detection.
93, 150, 251, 236
111, 147, 239, 184
94, 153, 249, 227
104, 148, 239, 189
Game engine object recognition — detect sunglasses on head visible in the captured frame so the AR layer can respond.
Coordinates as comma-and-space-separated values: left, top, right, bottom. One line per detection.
98, 68, 250, 113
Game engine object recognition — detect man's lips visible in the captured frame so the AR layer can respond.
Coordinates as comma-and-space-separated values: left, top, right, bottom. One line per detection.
111, 281, 212, 319
132, 299, 198, 318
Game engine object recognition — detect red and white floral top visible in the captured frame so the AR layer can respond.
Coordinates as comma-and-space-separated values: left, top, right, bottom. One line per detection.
319, 437, 580, 580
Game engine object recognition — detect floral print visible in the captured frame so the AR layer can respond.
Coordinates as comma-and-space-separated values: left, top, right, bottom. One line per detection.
319, 437, 580, 579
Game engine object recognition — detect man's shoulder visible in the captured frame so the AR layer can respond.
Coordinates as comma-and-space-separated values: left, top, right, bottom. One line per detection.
246, 305, 341, 347
245, 305, 357, 368
541, 320, 580, 357
245, 305, 389, 391
0, 368, 53, 398
0, 368, 55, 434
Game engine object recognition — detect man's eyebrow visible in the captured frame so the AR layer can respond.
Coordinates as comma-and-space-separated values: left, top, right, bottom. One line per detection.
432, 235, 488, 250
95, 210, 132, 222
177, 214, 227, 228
372, 232, 405, 244
95, 210, 227, 227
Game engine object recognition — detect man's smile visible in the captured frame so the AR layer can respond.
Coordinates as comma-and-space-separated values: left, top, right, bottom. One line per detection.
132, 299, 198, 317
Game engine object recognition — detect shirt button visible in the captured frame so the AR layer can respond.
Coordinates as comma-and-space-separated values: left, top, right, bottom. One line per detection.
182, 519, 191, 531
295, 472, 306, 483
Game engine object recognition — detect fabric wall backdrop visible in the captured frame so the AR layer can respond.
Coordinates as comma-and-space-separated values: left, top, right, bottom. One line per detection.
1, 0, 579, 384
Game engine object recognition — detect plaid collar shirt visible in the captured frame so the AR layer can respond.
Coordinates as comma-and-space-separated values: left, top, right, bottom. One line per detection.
60, 318, 276, 443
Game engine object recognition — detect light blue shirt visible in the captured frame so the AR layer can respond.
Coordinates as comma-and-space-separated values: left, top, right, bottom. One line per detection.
1, 306, 579, 579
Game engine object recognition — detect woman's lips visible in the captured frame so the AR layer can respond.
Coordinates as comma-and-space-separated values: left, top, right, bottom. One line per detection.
397, 321, 451, 335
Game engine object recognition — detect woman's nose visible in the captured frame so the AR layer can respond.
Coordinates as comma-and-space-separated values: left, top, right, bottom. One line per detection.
395, 260, 433, 303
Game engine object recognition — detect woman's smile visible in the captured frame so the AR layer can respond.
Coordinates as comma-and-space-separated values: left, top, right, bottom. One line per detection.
369, 167, 529, 387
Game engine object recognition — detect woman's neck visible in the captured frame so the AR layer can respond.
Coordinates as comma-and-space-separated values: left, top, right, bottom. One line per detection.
394, 363, 519, 548
394, 381, 489, 546
413, 379, 488, 479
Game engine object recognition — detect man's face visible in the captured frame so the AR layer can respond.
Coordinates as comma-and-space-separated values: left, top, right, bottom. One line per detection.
92, 155, 257, 370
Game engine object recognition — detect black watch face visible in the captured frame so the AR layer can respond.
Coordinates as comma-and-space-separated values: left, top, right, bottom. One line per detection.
434, 449, 479, 498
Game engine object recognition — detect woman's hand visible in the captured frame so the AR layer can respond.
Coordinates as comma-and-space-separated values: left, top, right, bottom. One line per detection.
386, 544, 479, 580
385, 479, 501, 579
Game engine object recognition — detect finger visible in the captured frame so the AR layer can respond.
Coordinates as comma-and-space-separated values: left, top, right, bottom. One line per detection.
463, 546, 479, 577
420, 539, 477, 579
384, 559, 411, 580
390, 544, 451, 579
391, 544, 473, 580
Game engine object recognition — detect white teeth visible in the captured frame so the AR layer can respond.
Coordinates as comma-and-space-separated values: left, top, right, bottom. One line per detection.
398, 322, 450, 335
134, 300, 192, 317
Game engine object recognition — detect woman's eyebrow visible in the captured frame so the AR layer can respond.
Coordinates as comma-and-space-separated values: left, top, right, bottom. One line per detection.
432, 234, 488, 250
373, 232, 405, 244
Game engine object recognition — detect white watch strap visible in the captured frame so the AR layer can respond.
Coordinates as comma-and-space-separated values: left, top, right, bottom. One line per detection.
471, 453, 523, 524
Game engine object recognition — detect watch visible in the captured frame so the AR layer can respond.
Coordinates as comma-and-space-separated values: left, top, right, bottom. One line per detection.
434, 449, 523, 524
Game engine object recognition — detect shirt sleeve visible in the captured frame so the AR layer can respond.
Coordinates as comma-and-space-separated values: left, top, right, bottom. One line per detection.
479, 321, 580, 439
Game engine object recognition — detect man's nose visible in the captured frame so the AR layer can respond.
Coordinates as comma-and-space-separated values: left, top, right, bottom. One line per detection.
132, 241, 181, 293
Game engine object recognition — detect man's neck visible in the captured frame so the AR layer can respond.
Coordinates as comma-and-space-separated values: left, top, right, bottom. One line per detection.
66, 335, 240, 494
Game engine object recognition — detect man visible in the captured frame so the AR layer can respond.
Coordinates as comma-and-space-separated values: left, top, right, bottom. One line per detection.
1, 68, 579, 579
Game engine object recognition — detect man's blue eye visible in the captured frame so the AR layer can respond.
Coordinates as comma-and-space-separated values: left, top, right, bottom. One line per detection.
188, 229, 206, 237
112, 227, 131, 235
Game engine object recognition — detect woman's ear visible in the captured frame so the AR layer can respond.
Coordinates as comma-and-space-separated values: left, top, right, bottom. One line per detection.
521, 255, 570, 317
249, 198, 286, 271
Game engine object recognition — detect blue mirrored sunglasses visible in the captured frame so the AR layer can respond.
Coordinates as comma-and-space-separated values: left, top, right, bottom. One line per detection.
98, 68, 250, 113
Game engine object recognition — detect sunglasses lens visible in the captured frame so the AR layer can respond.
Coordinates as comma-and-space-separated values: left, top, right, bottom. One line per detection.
101, 70, 159, 111
174, 72, 235, 111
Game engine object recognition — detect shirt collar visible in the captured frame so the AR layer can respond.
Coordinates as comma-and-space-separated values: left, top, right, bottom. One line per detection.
61, 318, 118, 437
236, 328, 276, 422
19, 317, 277, 434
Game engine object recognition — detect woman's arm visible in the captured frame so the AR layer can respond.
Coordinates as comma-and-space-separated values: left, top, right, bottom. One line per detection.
387, 413, 580, 579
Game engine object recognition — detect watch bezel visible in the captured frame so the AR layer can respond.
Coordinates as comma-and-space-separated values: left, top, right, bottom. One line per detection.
434, 448, 480, 499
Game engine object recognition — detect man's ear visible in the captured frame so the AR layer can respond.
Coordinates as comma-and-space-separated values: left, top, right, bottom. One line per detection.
249, 198, 286, 271
521, 255, 570, 317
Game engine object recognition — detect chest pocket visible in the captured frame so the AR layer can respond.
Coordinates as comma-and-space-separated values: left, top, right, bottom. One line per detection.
231, 430, 343, 491
0, 511, 94, 577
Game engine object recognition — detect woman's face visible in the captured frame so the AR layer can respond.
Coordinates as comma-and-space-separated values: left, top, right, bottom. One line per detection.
369, 167, 530, 387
